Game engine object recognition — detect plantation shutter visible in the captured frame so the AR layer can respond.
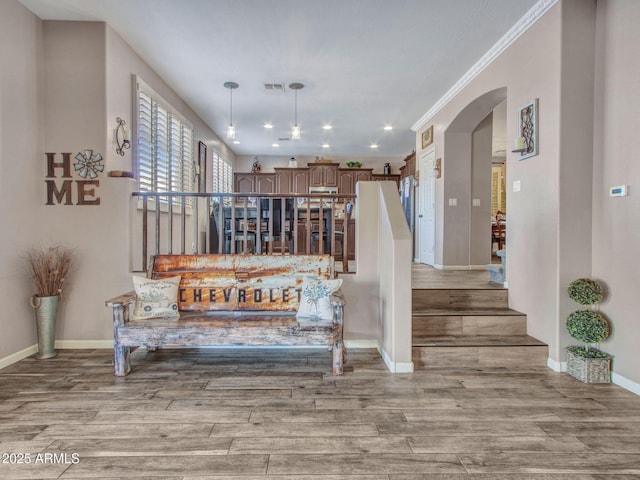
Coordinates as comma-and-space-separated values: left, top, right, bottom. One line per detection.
136, 78, 194, 195
212, 150, 233, 193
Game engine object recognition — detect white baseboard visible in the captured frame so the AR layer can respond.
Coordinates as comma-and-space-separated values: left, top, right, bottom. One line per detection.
433, 264, 488, 271
378, 346, 414, 373
612, 372, 640, 396
0, 345, 38, 370
345, 339, 379, 349
547, 357, 567, 372
548, 356, 639, 396
55, 340, 113, 349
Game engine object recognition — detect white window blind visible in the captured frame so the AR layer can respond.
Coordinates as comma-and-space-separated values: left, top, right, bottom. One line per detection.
136, 79, 194, 196
212, 150, 233, 193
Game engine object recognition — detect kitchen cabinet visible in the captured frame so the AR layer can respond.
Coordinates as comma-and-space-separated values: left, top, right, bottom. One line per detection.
233, 173, 275, 193
372, 173, 401, 188
274, 168, 309, 194
400, 151, 416, 180
308, 163, 338, 187
337, 168, 373, 194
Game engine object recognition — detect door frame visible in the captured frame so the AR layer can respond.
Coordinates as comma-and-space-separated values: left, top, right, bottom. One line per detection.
417, 149, 436, 266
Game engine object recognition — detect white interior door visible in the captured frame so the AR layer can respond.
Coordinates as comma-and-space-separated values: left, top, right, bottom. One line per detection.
417, 150, 436, 265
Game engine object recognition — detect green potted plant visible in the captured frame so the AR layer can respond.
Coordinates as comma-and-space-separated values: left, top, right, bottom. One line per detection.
346, 161, 362, 168
565, 278, 611, 383
25, 246, 73, 359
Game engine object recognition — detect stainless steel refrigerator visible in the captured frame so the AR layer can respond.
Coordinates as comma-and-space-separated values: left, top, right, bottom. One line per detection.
399, 176, 416, 257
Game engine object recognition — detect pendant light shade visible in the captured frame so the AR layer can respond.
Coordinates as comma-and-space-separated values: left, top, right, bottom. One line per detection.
289, 83, 303, 140
224, 81, 239, 140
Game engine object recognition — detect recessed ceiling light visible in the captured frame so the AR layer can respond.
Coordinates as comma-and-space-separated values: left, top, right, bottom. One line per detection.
272, 143, 279, 148
264, 123, 273, 129
322, 143, 330, 148
370, 143, 379, 149
322, 125, 332, 130
233, 140, 240, 144
384, 125, 393, 131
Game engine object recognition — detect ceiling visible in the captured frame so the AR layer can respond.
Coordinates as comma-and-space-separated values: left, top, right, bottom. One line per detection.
19, 0, 538, 159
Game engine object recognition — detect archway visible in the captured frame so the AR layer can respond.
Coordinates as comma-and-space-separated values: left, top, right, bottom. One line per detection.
439, 87, 507, 268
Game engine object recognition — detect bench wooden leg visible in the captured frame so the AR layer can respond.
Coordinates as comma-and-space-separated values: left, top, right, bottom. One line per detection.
332, 336, 344, 375
114, 344, 130, 376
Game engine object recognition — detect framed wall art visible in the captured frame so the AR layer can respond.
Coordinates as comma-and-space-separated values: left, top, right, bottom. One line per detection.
197, 141, 207, 192
517, 98, 538, 160
421, 125, 433, 149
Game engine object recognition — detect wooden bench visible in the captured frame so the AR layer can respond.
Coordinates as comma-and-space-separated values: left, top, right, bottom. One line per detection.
105, 254, 345, 376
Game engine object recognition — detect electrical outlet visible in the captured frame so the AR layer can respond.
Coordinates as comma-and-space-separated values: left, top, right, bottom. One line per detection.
513, 180, 521, 192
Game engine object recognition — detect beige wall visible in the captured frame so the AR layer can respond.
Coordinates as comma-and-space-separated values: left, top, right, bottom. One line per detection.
592, 0, 640, 385
342, 181, 412, 372
419, 0, 562, 362
470, 112, 493, 266
0, 0, 44, 362
415, 0, 640, 387
377, 181, 413, 370
0, 8, 230, 361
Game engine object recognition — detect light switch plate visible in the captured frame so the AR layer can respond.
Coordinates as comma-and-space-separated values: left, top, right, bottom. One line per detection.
610, 185, 628, 197
472, 198, 480, 207
448, 198, 457, 207
513, 180, 521, 192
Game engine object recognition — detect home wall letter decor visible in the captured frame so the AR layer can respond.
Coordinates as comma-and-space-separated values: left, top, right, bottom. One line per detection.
45, 151, 102, 205
517, 98, 538, 160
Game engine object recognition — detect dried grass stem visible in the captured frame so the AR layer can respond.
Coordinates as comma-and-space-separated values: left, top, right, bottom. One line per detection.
25, 246, 73, 297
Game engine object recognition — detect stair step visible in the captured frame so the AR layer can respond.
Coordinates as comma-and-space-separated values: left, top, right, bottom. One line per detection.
413, 307, 527, 337
413, 334, 546, 347
412, 336, 548, 368
413, 288, 509, 310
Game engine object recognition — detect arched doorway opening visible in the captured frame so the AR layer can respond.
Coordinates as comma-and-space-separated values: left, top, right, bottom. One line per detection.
439, 87, 507, 268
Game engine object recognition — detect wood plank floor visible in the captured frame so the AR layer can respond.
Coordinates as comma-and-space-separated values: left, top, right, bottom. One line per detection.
412, 263, 504, 290
1, 348, 639, 479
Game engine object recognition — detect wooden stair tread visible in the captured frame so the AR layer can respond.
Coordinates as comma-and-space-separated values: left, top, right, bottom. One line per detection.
412, 334, 547, 347
412, 307, 524, 316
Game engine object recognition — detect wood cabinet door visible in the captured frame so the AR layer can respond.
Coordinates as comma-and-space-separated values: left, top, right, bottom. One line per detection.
309, 166, 324, 186
292, 170, 309, 193
407, 154, 416, 177
256, 174, 275, 193
354, 170, 372, 183
275, 170, 292, 194
324, 165, 338, 187
235, 173, 255, 193
372, 174, 401, 188
338, 170, 355, 194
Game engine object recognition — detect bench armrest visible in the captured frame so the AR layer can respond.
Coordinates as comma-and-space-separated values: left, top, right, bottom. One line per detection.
105, 291, 136, 308
330, 289, 345, 307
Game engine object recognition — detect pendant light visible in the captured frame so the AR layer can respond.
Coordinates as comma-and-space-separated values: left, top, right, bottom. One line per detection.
224, 81, 239, 140
289, 82, 303, 140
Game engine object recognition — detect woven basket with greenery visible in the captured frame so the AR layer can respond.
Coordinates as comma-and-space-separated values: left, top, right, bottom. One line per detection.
565, 278, 611, 383
566, 347, 611, 383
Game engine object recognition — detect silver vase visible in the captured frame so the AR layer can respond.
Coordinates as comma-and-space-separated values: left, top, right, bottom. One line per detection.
31, 295, 58, 359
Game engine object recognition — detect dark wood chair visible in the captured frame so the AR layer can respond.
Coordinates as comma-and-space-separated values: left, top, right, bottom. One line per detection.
259, 198, 293, 253
491, 210, 506, 252
210, 206, 256, 254
311, 200, 354, 271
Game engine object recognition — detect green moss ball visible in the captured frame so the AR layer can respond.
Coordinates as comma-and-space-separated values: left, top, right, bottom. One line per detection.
566, 310, 609, 344
568, 278, 603, 305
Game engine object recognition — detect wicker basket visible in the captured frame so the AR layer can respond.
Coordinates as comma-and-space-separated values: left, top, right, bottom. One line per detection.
566, 349, 611, 383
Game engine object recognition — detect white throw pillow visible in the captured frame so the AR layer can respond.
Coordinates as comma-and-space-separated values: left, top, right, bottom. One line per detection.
132, 275, 181, 320
296, 277, 342, 320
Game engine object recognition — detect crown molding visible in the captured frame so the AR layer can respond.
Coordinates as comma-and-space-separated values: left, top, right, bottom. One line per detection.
411, 0, 559, 132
